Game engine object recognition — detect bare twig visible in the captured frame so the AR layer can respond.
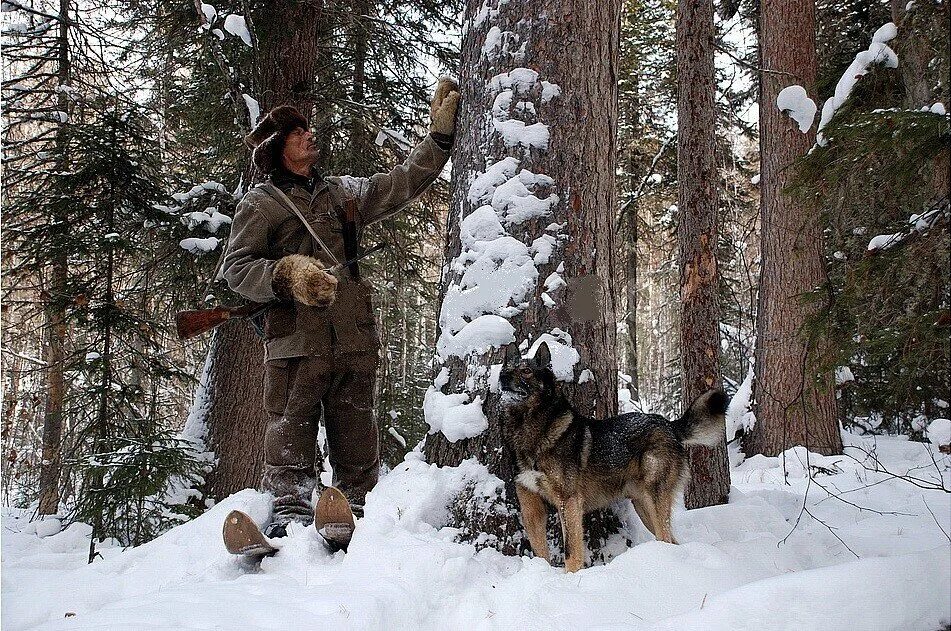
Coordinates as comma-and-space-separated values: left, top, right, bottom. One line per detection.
922, 496, 951, 543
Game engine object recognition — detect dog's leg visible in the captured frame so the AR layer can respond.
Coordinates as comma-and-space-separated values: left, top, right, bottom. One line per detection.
629, 496, 657, 537
633, 488, 675, 544
516, 484, 550, 563
639, 485, 676, 544
654, 483, 678, 544
558, 495, 585, 573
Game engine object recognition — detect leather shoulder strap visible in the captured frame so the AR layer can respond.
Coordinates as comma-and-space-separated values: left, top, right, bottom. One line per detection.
260, 182, 341, 267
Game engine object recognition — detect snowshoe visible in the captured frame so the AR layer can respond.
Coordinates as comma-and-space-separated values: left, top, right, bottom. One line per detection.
314, 486, 355, 552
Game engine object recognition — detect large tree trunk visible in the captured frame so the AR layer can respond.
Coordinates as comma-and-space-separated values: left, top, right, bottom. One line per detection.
424, 0, 621, 560
676, 0, 730, 508
200, 1, 325, 499
37, 0, 72, 517
745, 0, 841, 457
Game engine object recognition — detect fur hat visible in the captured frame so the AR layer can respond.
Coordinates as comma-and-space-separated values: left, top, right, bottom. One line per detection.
244, 105, 309, 174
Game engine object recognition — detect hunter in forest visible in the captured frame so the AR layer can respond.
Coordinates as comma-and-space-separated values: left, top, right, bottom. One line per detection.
221, 78, 460, 539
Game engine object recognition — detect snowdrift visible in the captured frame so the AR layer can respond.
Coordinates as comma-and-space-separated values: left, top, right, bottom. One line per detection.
3, 433, 949, 631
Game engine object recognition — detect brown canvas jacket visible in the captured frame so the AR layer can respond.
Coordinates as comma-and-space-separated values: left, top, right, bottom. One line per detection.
222, 134, 449, 361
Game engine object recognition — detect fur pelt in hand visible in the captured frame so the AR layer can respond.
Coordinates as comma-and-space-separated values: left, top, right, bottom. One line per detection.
272, 254, 338, 307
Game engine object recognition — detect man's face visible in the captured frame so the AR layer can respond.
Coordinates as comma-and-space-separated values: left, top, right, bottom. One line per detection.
282, 126, 318, 168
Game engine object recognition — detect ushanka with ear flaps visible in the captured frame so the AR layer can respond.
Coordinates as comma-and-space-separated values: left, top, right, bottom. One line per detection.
244, 105, 309, 174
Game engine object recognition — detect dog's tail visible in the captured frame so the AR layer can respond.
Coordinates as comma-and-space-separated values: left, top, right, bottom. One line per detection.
672, 389, 728, 447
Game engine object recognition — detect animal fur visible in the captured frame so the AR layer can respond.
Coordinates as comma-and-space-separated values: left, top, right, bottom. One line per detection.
499, 341, 728, 572
272, 254, 338, 307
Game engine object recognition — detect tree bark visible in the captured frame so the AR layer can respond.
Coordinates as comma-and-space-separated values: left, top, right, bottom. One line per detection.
676, 0, 730, 507
200, 1, 326, 499
424, 0, 621, 559
745, 0, 841, 457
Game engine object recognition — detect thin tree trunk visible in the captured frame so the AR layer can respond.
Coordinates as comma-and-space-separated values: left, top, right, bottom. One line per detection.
676, 0, 730, 508
424, 0, 621, 559
38, 0, 71, 517
745, 0, 841, 457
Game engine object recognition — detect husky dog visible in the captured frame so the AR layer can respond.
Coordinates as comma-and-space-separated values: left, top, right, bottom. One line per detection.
498, 341, 727, 572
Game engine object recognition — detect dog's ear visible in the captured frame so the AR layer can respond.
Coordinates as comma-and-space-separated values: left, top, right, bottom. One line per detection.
503, 342, 520, 366
533, 341, 552, 368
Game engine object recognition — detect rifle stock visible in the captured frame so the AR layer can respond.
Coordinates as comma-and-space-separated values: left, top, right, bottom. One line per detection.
175, 302, 268, 341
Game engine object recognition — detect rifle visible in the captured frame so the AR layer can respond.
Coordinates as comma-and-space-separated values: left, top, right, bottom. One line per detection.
175, 242, 387, 341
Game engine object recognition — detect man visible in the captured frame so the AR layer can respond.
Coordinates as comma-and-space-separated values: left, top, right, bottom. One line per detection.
222, 78, 459, 538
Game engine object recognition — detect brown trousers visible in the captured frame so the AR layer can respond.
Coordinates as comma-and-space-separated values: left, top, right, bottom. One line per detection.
261, 353, 379, 522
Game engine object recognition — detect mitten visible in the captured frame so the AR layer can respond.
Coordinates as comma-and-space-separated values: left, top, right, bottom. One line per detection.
272, 254, 338, 307
429, 77, 461, 136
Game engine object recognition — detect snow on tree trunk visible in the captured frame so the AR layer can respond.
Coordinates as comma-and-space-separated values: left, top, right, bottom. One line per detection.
676, 0, 730, 508
199, 1, 325, 499
423, 0, 621, 557
745, 0, 841, 457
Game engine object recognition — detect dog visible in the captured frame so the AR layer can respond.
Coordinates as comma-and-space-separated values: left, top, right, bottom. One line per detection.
498, 341, 728, 572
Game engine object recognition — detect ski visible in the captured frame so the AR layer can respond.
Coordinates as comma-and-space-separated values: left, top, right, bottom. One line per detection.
314, 486, 355, 552
222, 510, 279, 557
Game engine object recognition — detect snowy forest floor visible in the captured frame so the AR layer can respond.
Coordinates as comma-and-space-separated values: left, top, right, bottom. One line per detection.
3, 431, 950, 631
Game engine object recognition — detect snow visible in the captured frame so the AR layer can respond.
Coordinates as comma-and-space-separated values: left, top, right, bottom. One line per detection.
34, 516, 62, 538
374, 127, 412, 151
776, 85, 817, 133
242, 94, 259, 126
423, 387, 489, 442
3, 433, 949, 631
436, 314, 515, 360
871, 22, 898, 44
492, 118, 550, 151
490, 169, 558, 224
749, 173, 760, 185
222, 14, 251, 47
927, 418, 951, 450
482, 26, 521, 62
527, 330, 579, 381
930, 102, 947, 115
387, 426, 407, 448
466, 157, 520, 206
199, 2, 216, 23
171, 180, 230, 204
817, 23, 899, 145
618, 387, 637, 413
530, 234, 556, 265
835, 366, 855, 385
440, 240, 537, 338
179, 236, 220, 254
183, 207, 232, 233
725, 363, 755, 441
867, 233, 901, 251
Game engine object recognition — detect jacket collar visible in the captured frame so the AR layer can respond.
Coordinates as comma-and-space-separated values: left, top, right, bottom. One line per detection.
269, 165, 328, 196
269, 167, 313, 193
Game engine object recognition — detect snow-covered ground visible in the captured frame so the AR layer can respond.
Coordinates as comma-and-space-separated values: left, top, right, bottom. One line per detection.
3, 432, 949, 631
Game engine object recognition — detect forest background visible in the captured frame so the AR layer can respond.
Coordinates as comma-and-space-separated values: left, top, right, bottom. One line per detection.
1, 0, 948, 551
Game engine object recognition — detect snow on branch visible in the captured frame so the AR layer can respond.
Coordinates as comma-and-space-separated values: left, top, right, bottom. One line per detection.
816, 22, 899, 145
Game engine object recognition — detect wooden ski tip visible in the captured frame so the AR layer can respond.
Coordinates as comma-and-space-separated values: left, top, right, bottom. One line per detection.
314, 486, 355, 529
222, 510, 277, 556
